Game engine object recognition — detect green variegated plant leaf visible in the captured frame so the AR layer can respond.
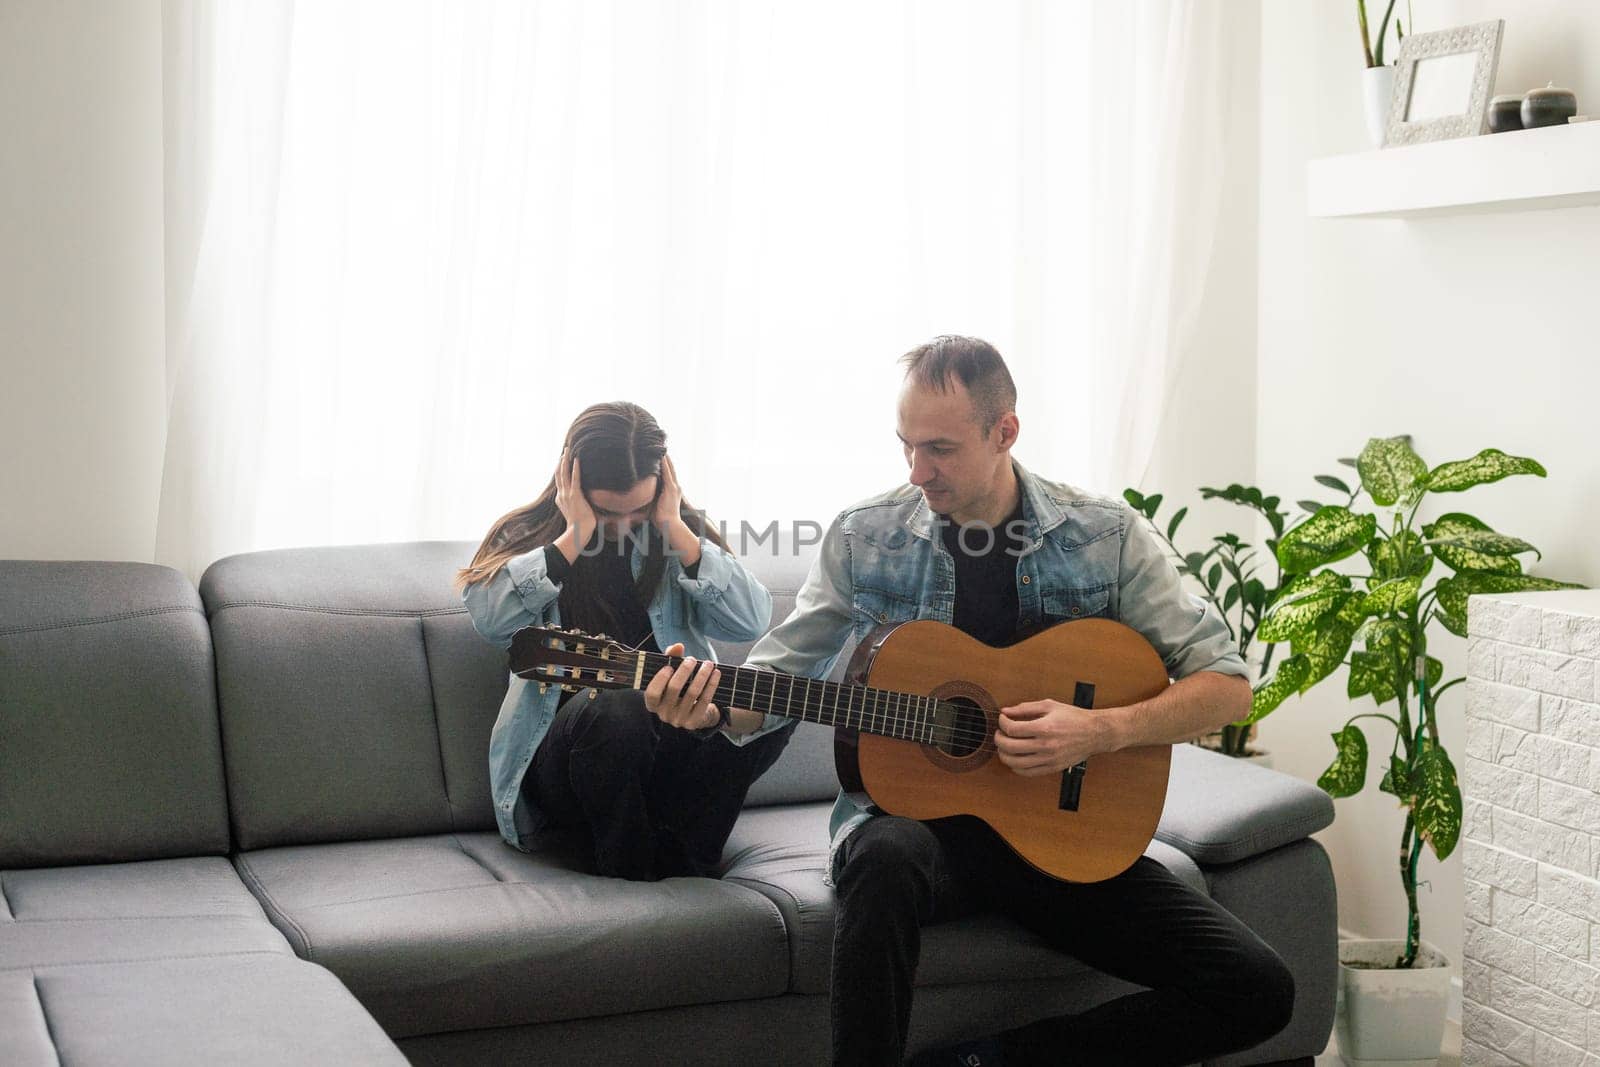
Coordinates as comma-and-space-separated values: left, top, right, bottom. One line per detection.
1427, 449, 1547, 494
1276, 507, 1378, 573
1434, 573, 1587, 637
1358, 436, 1429, 507
1317, 725, 1369, 798
1347, 650, 1391, 703
1350, 619, 1415, 705
1378, 754, 1407, 798
1293, 614, 1358, 693
1408, 743, 1462, 860
1335, 591, 1370, 625
1362, 577, 1422, 616
1368, 530, 1433, 587
1422, 514, 1536, 575
1245, 654, 1311, 724
1258, 572, 1352, 642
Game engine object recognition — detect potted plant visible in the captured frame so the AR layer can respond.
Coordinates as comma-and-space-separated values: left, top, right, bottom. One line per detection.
1246, 436, 1584, 1065
1357, 0, 1408, 147
1123, 482, 1299, 760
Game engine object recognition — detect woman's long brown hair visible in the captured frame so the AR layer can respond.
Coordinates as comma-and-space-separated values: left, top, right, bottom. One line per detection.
456, 401, 731, 636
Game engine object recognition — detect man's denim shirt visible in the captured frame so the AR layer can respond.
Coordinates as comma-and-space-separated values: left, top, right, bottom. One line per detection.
743, 459, 1248, 878
463, 536, 777, 851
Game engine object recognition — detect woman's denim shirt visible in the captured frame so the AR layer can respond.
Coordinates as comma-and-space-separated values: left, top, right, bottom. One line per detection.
463, 536, 776, 851
743, 460, 1248, 874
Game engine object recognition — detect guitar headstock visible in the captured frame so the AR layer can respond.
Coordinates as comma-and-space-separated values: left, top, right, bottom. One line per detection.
508, 625, 637, 695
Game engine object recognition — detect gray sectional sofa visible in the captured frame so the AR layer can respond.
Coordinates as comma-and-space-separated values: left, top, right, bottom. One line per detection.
1, 540, 1338, 1065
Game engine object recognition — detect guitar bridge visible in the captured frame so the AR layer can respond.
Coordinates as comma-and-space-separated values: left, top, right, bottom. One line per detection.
1058, 682, 1095, 812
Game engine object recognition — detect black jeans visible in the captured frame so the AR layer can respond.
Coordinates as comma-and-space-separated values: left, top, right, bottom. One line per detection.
525, 689, 792, 880
831, 814, 1297, 1067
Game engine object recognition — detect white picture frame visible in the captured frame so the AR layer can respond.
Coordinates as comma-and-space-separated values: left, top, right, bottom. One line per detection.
1384, 19, 1504, 148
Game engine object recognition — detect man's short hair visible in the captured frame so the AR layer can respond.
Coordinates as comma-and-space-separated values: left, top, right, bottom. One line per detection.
899, 335, 1017, 432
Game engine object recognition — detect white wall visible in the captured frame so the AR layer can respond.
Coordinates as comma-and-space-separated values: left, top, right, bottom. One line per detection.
0, 0, 166, 562
1258, 0, 1600, 981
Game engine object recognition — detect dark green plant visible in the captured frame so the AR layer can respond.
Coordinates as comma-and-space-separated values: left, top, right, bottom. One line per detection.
1123, 483, 1297, 756
1249, 436, 1584, 968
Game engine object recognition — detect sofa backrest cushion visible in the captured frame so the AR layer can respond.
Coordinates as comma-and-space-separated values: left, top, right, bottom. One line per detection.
199, 542, 505, 850
0, 561, 230, 867
712, 530, 844, 807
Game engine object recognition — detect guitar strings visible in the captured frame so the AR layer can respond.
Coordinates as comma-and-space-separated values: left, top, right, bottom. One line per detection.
542, 648, 1018, 751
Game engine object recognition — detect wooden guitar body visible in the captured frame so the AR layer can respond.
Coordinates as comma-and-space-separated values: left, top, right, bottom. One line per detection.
836, 619, 1173, 883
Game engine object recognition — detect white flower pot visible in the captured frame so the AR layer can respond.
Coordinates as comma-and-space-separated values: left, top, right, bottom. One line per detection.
1363, 65, 1395, 149
1335, 939, 1452, 1066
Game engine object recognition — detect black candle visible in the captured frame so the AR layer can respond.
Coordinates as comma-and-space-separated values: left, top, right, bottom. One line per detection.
1522, 83, 1578, 129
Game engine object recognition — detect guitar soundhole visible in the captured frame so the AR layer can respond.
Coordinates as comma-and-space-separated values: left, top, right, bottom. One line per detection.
932, 697, 988, 758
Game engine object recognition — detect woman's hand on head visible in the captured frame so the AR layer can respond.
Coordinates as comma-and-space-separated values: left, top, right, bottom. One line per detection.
651, 453, 684, 531
553, 448, 598, 563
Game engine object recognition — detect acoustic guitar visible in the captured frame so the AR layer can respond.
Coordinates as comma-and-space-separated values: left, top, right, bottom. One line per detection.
509, 618, 1172, 883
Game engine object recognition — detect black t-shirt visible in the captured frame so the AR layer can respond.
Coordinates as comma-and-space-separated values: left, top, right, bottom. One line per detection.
543, 531, 700, 654
939, 497, 1028, 648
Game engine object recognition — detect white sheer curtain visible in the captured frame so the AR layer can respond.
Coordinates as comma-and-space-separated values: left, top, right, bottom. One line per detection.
156, 0, 1230, 579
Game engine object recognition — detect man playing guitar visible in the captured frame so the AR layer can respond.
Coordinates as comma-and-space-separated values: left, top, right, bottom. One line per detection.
646, 335, 1294, 1066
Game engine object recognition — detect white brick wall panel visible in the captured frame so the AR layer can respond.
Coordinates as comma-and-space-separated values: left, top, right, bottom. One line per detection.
1494, 809, 1592, 876
1472, 598, 1546, 647
1463, 956, 1493, 1003
1469, 637, 1498, 682
1465, 878, 1493, 923
1468, 678, 1542, 732
1535, 1031, 1594, 1067
1534, 734, 1596, 790
1541, 609, 1600, 658
1466, 919, 1539, 983
1539, 777, 1600, 836
1466, 841, 1539, 897
1468, 757, 1541, 817
1465, 798, 1494, 843
1496, 647, 1596, 701
1538, 863, 1600, 922
1464, 998, 1537, 1062
1495, 895, 1590, 959
1494, 971, 1591, 1047
1533, 947, 1599, 1010
1468, 715, 1497, 761
1460, 1037, 1520, 1067
1544, 696, 1600, 750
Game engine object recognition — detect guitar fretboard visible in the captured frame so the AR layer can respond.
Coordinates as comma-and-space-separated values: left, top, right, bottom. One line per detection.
634, 650, 943, 744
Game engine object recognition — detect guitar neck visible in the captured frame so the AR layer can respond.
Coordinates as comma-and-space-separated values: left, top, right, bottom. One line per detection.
628, 649, 936, 743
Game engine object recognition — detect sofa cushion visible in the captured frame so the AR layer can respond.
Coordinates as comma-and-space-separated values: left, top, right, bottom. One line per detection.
2, 956, 405, 1066
199, 542, 506, 849
0, 561, 229, 867
0, 857, 289, 970
233, 831, 791, 1037
719, 803, 1210, 996
741, 721, 842, 808
1155, 745, 1335, 865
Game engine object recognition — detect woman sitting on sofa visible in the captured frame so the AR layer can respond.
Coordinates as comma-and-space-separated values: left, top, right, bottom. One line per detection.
458, 401, 792, 880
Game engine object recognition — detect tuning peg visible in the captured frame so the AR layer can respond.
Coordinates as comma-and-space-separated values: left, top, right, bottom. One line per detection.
537, 683, 550, 694
586, 689, 598, 700
561, 683, 579, 693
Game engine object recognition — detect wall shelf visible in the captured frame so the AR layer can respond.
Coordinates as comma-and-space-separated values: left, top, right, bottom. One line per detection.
1307, 121, 1600, 218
